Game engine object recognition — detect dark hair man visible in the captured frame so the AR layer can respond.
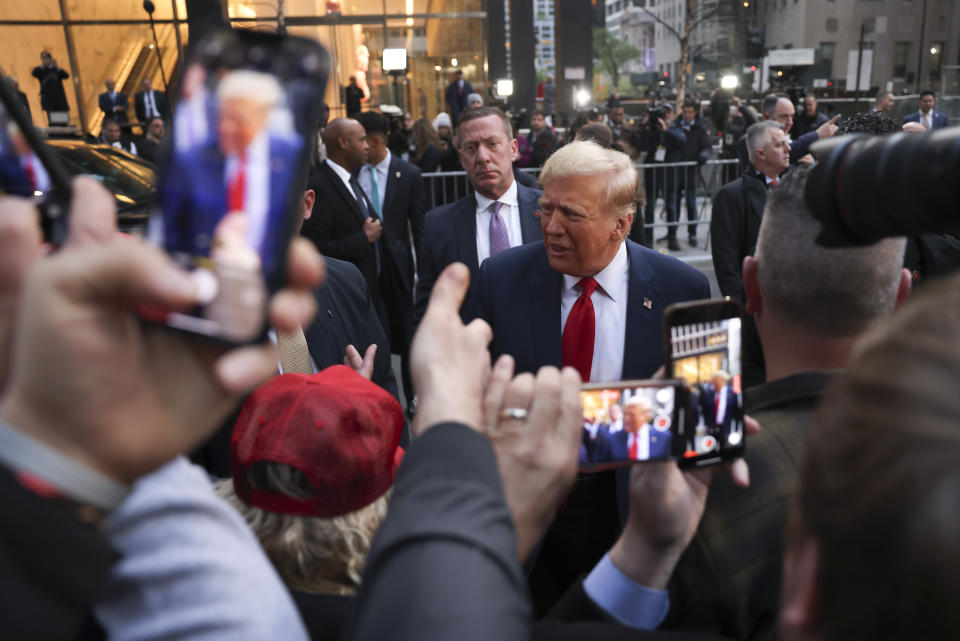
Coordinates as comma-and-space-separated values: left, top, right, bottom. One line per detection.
736, 93, 838, 172
31, 50, 70, 124
134, 78, 170, 123
664, 98, 712, 249
413, 106, 543, 330
790, 93, 828, 138
902, 90, 949, 130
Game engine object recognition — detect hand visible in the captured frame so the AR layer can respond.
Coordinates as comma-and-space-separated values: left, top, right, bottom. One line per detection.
796, 153, 815, 164
902, 121, 926, 134
482, 356, 582, 560
0, 197, 43, 394
409, 263, 492, 436
344, 343, 377, 380
656, 117, 667, 131
363, 217, 382, 243
608, 415, 761, 589
731, 96, 742, 108
0, 178, 324, 484
816, 114, 841, 139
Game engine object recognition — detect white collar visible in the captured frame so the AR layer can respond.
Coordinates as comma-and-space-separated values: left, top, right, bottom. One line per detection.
475, 179, 518, 212
232, 130, 268, 163
326, 157, 354, 184
562, 241, 628, 302
364, 149, 391, 174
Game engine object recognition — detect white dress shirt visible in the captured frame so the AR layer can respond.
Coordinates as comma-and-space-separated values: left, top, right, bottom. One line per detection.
358, 149, 390, 217
475, 180, 522, 264
224, 131, 269, 251
325, 157, 356, 199
560, 241, 629, 382
111, 140, 138, 156
919, 110, 932, 129
144, 90, 160, 119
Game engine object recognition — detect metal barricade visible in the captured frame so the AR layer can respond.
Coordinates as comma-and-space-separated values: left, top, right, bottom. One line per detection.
421, 158, 740, 252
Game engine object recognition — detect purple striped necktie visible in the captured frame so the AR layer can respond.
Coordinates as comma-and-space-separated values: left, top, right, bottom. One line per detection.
488, 201, 510, 256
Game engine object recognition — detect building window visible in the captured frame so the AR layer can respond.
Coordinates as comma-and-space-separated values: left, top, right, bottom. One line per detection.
825, 17, 838, 32
817, 42, 835, 73
893, 41, 910, 78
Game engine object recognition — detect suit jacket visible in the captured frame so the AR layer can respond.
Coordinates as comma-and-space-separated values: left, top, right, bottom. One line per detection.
162, 135, 302, 279
0, 463, 117, 641
413, 183, 543, 328
710, 171, 769, 303
134, 89, 171, 122
468, 239, 710, 380
98, 91, 129, 124
903, 110, 950, 130
302, 160, 387, 318
445, 79, 474, 123
664, 371, 838, 641
594, 427, 672, 462
700, 384, 738, 434
469, 239, 709, 519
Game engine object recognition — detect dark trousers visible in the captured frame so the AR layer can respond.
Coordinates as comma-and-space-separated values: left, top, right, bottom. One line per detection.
643, 165, 675, 240
669, 171, 700, 240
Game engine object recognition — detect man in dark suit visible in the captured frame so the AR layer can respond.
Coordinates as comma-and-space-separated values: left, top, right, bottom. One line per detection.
662, 166, 912, 641
711, 121, 790, 387
355, 111, 425, 409
301, 118, 391, 330
31, 50, 70, 124
903, 90, 950, 130
414, 106, 543, 329
735, 94, 838, 173
444, 70, 474, 124
468, 139, 709, 614
134, 78, 170, 123
161, 70, 301, 278
98, 79, 129, 125
698, 371, 737, 439
593, 397, 671, 462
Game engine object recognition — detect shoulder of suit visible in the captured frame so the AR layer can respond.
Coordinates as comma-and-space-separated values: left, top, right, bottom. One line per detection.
426, 194, 474, 221
627, 240, 707, 282
321, 256, 367, 293
391, 155, 421, 176
481, 240, 546, 275
517, 184, 544, 200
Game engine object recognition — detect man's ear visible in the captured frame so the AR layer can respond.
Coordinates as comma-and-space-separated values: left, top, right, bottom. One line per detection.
895, 268, 912, 308
303, 189, 316, 221
780, 534, 821, 640
742, 255, 762, 316
614, 213, 634, 241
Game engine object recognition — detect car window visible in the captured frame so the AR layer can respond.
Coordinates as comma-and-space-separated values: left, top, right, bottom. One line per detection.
52, 144, 155, 206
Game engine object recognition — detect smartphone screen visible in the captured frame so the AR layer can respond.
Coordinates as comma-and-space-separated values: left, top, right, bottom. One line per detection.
578, 379, 687, 471
146, 31, 328, 343
664, 300, 745, 467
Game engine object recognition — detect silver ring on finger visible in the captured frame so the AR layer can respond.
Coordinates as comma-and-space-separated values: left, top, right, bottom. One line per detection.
499, 407, 529, 421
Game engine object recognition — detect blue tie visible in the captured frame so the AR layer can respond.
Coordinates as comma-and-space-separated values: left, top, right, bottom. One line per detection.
368, 165, 382, 218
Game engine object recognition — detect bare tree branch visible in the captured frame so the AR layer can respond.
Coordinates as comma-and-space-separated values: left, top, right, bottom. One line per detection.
689, 6, 720, 32
639, 7, 682, 42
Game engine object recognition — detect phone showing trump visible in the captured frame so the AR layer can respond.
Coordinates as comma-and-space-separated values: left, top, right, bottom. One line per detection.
144, 30, 328, 344
578, 379, 689, 471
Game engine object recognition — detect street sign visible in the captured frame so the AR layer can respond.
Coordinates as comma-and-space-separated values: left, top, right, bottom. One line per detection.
767, 48, 815, 67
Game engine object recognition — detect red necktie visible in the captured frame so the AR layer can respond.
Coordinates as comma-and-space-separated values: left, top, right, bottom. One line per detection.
769, 177, 780, 189
562, 277, 599, 383
228, 154, 246, 211
628, 434, 638, 460
714, 393, 720, 425
23, 160, 37, 190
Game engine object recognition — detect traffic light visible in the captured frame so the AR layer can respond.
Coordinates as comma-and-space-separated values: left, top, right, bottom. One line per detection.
746, 28, 764, 60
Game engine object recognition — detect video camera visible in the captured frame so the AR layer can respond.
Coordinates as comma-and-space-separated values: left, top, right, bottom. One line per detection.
646, 107, 666, 127
805, 126, 960, 248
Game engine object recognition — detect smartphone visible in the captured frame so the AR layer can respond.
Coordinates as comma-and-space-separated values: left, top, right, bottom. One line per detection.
0, 76, 73, 245
663, 299, 745, 467
144, 30, 329, 344
578, 378, 689, 471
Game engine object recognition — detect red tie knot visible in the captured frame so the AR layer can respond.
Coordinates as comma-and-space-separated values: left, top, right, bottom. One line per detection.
578, 277, 599, 299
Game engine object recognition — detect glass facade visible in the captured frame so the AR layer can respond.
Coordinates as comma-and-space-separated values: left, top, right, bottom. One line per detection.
2, 0, 485, 132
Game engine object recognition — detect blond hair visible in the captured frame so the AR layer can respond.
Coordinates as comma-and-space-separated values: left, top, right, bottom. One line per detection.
538, 140, 637, 220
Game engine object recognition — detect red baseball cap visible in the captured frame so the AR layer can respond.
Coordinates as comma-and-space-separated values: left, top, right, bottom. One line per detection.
231, 365, 404, 518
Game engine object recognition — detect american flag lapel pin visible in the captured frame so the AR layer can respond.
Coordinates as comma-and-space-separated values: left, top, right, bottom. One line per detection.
643, 297, 653, 309
395, 171, 401, 178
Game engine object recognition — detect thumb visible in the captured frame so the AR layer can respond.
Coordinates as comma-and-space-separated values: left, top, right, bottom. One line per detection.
45, 236, 197, 310
424, 262, 470, 320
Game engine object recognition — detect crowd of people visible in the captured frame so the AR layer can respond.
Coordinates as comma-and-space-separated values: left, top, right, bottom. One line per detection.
2, 44, 960, 641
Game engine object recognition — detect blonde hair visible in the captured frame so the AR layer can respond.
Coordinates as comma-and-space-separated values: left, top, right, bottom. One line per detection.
538, 140, 637, 220
216, 69, 282, 108
215, 465, 390, 595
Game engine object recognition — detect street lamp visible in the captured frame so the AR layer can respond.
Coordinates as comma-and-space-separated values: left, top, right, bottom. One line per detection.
142, 0, 169, 94
720, 74, 739, 89
575, 88, 591, 108
496, 79, 514, 97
